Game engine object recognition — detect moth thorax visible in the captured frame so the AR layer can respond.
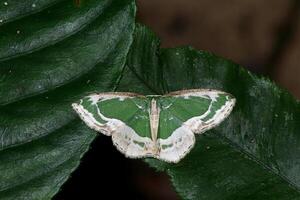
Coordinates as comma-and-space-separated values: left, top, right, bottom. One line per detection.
149, 99, 160, 143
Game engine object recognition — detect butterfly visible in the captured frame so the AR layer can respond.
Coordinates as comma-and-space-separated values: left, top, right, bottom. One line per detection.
72, 89, 236, 163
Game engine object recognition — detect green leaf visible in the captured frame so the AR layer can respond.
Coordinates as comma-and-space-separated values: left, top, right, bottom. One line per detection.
0, 0, 135, 199
117, 24, 300, 199
2, 1, 300, 198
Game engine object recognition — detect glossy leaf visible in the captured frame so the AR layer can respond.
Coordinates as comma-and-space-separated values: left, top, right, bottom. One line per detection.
117, 24, 300, 199
2, 1, 300, 199
0, 0, 135, 199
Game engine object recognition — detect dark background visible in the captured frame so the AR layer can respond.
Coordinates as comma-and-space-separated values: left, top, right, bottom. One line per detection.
55, 0, 300, 199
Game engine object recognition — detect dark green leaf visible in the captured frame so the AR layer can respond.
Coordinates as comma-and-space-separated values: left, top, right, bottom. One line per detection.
0, 0, 114, 61
117, 24, 300, 199
0, 0, 135, 199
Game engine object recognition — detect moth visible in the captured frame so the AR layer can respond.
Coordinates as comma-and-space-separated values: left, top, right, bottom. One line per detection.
72, 89, 236, 163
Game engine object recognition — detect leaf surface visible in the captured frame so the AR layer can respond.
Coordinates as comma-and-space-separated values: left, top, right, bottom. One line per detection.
117, 24, 300, 199
0, 0, 135, 199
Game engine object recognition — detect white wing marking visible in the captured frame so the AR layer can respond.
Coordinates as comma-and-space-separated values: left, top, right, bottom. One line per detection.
72, 103, 110, 135
157, 126, 195, 163
112, 124, 156, 158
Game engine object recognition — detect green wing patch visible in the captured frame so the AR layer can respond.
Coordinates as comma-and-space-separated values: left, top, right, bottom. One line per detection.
164, 89, 235, 134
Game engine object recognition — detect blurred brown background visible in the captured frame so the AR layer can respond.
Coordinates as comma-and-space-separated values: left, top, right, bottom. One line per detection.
136, 0, 300, 199
137, 0, 300, 99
